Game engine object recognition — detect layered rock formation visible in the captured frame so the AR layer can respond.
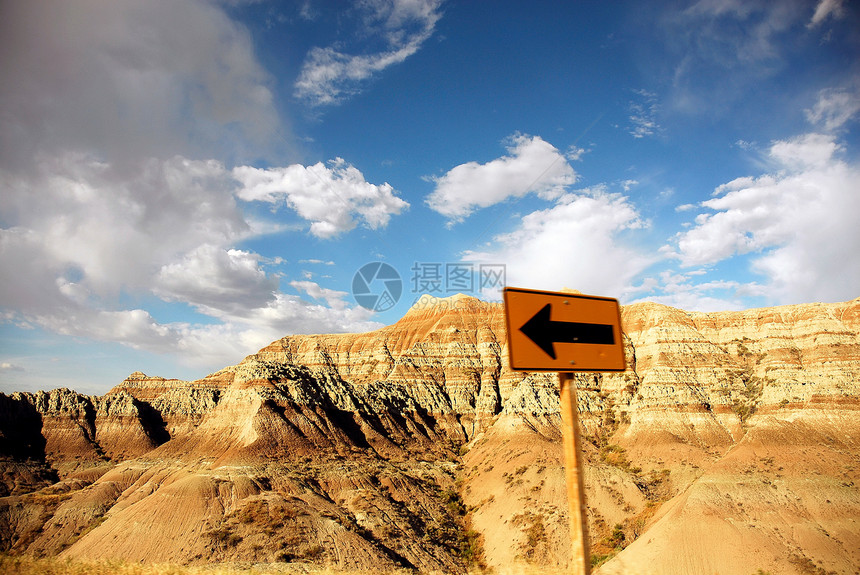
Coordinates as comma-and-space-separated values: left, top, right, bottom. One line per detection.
1, 294, 858, 574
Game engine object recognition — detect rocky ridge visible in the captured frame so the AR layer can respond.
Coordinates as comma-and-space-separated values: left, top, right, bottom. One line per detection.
0, 294, 858, 574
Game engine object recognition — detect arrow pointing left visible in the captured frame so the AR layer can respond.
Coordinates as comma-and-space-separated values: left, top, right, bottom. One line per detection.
519, 303, 615, 359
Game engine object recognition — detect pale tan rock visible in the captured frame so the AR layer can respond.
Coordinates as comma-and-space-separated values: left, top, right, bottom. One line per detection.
1, 294, 858, 574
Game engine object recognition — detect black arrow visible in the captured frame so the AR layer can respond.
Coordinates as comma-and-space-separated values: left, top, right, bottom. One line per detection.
519, 303, 615, 359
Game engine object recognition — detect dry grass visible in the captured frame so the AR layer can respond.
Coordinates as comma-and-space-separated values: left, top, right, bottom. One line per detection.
0, 555, 412, 575
0, 555, 575, 575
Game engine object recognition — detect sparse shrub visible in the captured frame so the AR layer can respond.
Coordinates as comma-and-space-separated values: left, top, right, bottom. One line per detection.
524, 514, 546, 550
301, 544, 325, 559
591, 552, 615, 567
609, 523, 625, 547
441, 488, 466, 516
732, 399, 754, 423
459, 528, 483, 567
789, 553, 837, 575
599, 444, 641, 475
207, 526, 242, 547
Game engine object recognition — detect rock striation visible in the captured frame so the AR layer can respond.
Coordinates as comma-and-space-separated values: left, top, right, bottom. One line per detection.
0, 294, 858, 574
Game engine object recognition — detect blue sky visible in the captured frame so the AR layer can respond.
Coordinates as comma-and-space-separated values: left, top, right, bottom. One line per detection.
1, 0, 859, 394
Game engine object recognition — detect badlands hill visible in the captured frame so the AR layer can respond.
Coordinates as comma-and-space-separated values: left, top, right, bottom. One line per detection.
1, 294, 859, 574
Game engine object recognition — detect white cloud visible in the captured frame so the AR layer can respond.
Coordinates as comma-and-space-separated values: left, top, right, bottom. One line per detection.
0, 151, 389, 372
769, 132, 841, 168
24, 298, 382, 372
426, 134, 578, 222
628, 89, 660, 139
294, 0, 443, 106
463, 188, 653, 298
0, 151, 401, 367
180, 292, 381, 363
236, 293, 382, 344
805, 86, 860, 132
0, 362, 24, 372
233, 159, 409, 238
671, 132, 860, 304
809, 0, 845, 26
156, 245, 278, 315
627, 270, 767, 312
0, 0, 399, 383
0, 153, 247, 302
290, 280, 350, 311
0, 0, 288, 345
23, 305, 187, 361
0, 0, 278, 170
299, 259, 336, 265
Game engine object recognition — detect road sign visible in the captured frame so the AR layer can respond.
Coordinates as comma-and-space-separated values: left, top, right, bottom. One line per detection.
503, 287, 625, 372
504, 287, 626, 575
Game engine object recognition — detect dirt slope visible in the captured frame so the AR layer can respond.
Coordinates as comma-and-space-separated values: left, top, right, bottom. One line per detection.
0, 294, 858, 574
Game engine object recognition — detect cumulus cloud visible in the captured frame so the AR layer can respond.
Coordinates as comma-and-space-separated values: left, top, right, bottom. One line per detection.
426, 135, 579, 223
670, 132, 860, 304
0, 154, 246, 302
0, 1, 404, 378
294, 0, 443, 106
155, 245, 279, 315
230, 292, 382, 348
0, 150, 396, 370
463, 188, 653, 298
0, 0, 278, 170
233, 159, 409, 238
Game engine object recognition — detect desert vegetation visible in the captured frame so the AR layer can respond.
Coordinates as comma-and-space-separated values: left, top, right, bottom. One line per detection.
0, 554, 575, 575
0, 554, 412, 575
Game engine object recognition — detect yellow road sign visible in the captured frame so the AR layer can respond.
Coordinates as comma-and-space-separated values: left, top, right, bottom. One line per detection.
503, 287, 625, 372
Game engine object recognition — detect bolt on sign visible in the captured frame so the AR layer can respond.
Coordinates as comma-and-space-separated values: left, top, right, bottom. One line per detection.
503, 287, 626, 372
503, 287, 626, 575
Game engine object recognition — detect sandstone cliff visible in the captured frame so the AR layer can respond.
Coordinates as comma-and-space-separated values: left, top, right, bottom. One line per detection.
1, 294, 858, 574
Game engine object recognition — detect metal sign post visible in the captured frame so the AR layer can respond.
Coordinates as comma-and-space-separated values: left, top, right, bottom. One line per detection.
503, 287, 626, 575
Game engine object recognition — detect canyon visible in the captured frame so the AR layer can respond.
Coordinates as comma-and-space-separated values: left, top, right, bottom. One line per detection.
1, 293, 859, 574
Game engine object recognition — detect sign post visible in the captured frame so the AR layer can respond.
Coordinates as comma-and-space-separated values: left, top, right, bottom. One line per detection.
503, 287, 626, 575
559, 371, 591, 575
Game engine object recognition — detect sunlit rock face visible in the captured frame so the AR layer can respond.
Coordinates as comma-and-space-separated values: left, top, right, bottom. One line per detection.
1, 295, 858, 574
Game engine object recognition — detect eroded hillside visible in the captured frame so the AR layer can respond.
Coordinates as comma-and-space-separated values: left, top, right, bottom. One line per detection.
1, 294, 859, 574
